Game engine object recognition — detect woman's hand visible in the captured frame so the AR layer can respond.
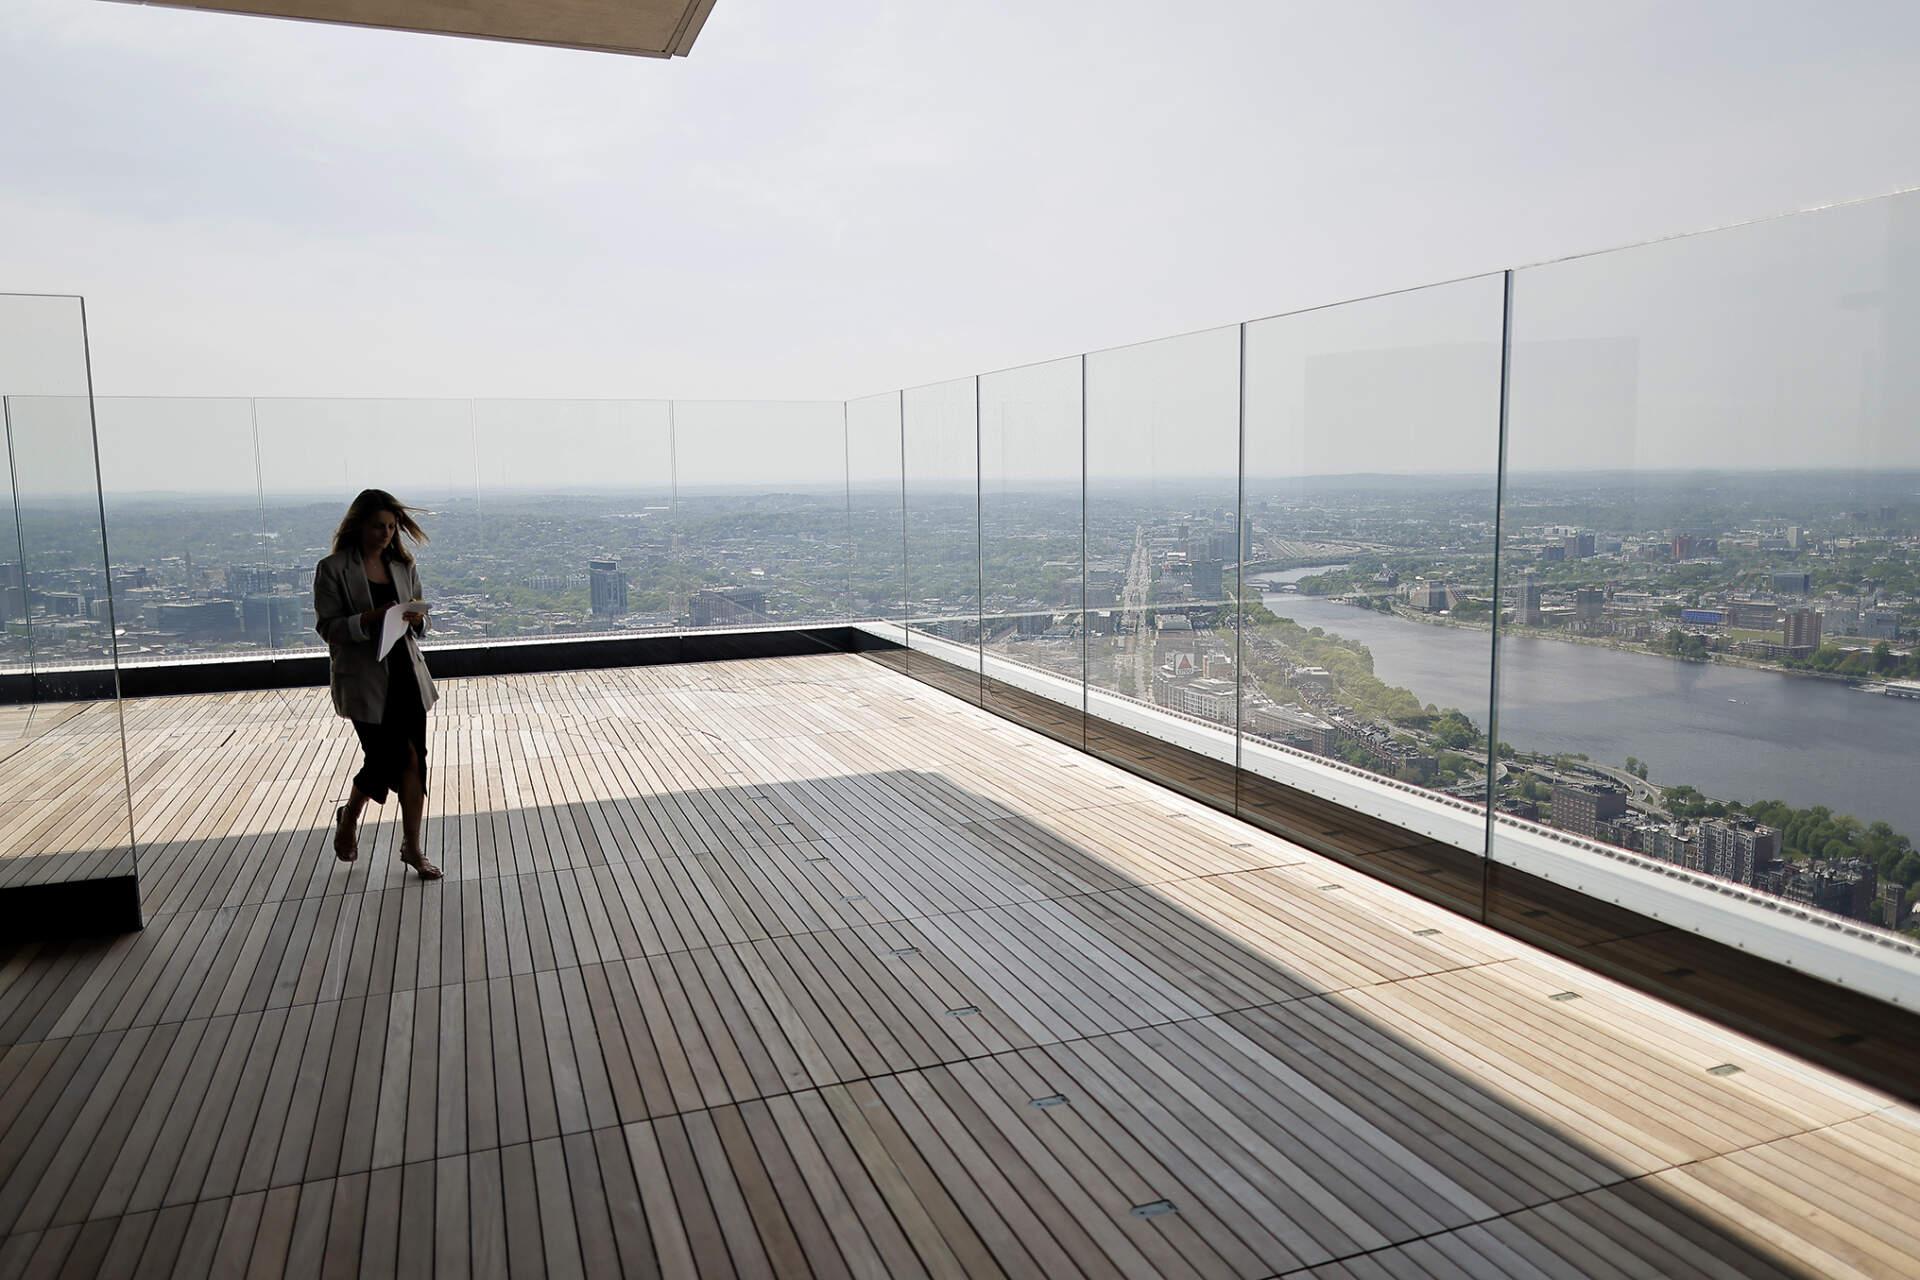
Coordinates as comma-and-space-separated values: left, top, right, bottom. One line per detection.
402, 609, 427, 628
359, 607, 380, 632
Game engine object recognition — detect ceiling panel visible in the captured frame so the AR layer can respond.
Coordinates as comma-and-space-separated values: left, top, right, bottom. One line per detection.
108, 0, 719, 58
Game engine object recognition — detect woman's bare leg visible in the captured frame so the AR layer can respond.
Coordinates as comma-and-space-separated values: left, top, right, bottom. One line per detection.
396, 742, 439, 878
335, 783, 370, 859
399, 743, 425, 853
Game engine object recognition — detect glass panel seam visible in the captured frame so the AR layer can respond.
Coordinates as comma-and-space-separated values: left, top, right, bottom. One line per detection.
1482, 269, 1516, 925
78, 299, 141, 882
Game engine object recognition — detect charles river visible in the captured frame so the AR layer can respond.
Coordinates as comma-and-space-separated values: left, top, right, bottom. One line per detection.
1253, 569, 1920, 838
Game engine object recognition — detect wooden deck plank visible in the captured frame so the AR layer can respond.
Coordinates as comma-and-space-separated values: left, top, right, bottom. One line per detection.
0, 653, 1914, 1278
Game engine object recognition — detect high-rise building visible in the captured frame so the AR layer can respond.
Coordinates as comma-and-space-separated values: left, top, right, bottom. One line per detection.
1875, 882, 1910, 930
1574, 587, 1606, 622
589, 559, 627, 617
1239, 516, 1255, 561
1643, 824, 1696, 868
1781, 859, 1878, 922
1550, 782, 1629, 840
0, 561, 24, 622
152, 600, 242, 636
1410, 579, 1451, 612
1519, 571, 1544, 626
691, 586, 767, 627
225, 564, 276, 596
1771, 571, 1813, 594
1783, 608, 1822, 653
1696, 818, 1781, 886
1671, 533, 1697, 561
241, 595, 303, 644
1191, 559, 1224, 602
1563, 532, 1595, 559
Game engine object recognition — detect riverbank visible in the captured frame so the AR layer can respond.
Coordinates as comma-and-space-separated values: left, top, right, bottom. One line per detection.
1248, 570, 1920, 839
1365, 602, 1869, 689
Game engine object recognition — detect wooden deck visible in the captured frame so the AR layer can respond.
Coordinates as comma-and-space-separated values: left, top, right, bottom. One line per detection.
0, 699, 135, 887
1, 652, 1916, 1278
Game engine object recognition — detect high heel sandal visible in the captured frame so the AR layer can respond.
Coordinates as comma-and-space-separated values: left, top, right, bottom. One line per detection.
333, 803, 358, 862
399, 842, 442, 880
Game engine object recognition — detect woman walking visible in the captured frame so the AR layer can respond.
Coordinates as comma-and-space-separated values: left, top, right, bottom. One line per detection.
314, 488, 442, 879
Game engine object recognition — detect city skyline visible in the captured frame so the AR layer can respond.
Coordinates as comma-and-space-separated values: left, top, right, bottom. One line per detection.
8, 459, 1919, 942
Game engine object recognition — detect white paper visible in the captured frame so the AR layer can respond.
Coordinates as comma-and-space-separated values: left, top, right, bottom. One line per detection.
375, 601, 429, 661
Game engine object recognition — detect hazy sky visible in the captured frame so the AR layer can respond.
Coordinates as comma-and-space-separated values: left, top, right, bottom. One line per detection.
3, 1, 1919, 481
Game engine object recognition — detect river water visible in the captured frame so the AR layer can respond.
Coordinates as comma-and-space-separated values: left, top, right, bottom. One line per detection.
1253, 568, 1920, 835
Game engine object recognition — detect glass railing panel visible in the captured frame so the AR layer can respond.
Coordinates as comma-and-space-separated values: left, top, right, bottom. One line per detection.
471, 399, 675, 638
92, 398, 279, 664
1239, 276, 1506, 898
1496, 192, 1920, 1004
0, 294, 135, 904
1085, 325, 1239, 806
980, 357, 1084, 745
3, 396, 113, 684
671, 401, 849, 631
254, 398, 474, 655
848, 392, 906, 669
92, 396, 285, 866
903, 377, 981, 703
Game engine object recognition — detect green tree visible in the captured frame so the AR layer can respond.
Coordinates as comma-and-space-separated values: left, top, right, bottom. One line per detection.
1431, 709, 1482, 750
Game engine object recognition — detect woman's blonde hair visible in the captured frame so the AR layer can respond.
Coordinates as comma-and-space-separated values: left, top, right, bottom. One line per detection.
331, 489, 428, 564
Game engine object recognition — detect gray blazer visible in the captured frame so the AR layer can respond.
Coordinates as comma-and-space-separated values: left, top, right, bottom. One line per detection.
313, 547, 439, 723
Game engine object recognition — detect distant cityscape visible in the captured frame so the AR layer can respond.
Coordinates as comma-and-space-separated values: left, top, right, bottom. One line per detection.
5, 468, 1916, 937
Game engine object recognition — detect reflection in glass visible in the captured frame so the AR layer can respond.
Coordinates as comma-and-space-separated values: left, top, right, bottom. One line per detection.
848, 393, 906, 664
0, 294, 135, 899
903, 378, 980, 702
92, 398, 278, 664
4, 396, 116, 683
672, 401, 849, 629
1084, 326, 1240, 800
1497, 193, 1920, 971
472, 400, 675, 637
979, 358, 1083, 743
1239, 277, 1504, 869
254, 398, 473, 651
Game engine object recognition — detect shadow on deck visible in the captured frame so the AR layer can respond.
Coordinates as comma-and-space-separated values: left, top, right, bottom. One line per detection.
2, 755, 1889, 1279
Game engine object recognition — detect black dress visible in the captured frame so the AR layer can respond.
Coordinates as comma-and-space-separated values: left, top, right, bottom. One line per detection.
351, 579, 428, 804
